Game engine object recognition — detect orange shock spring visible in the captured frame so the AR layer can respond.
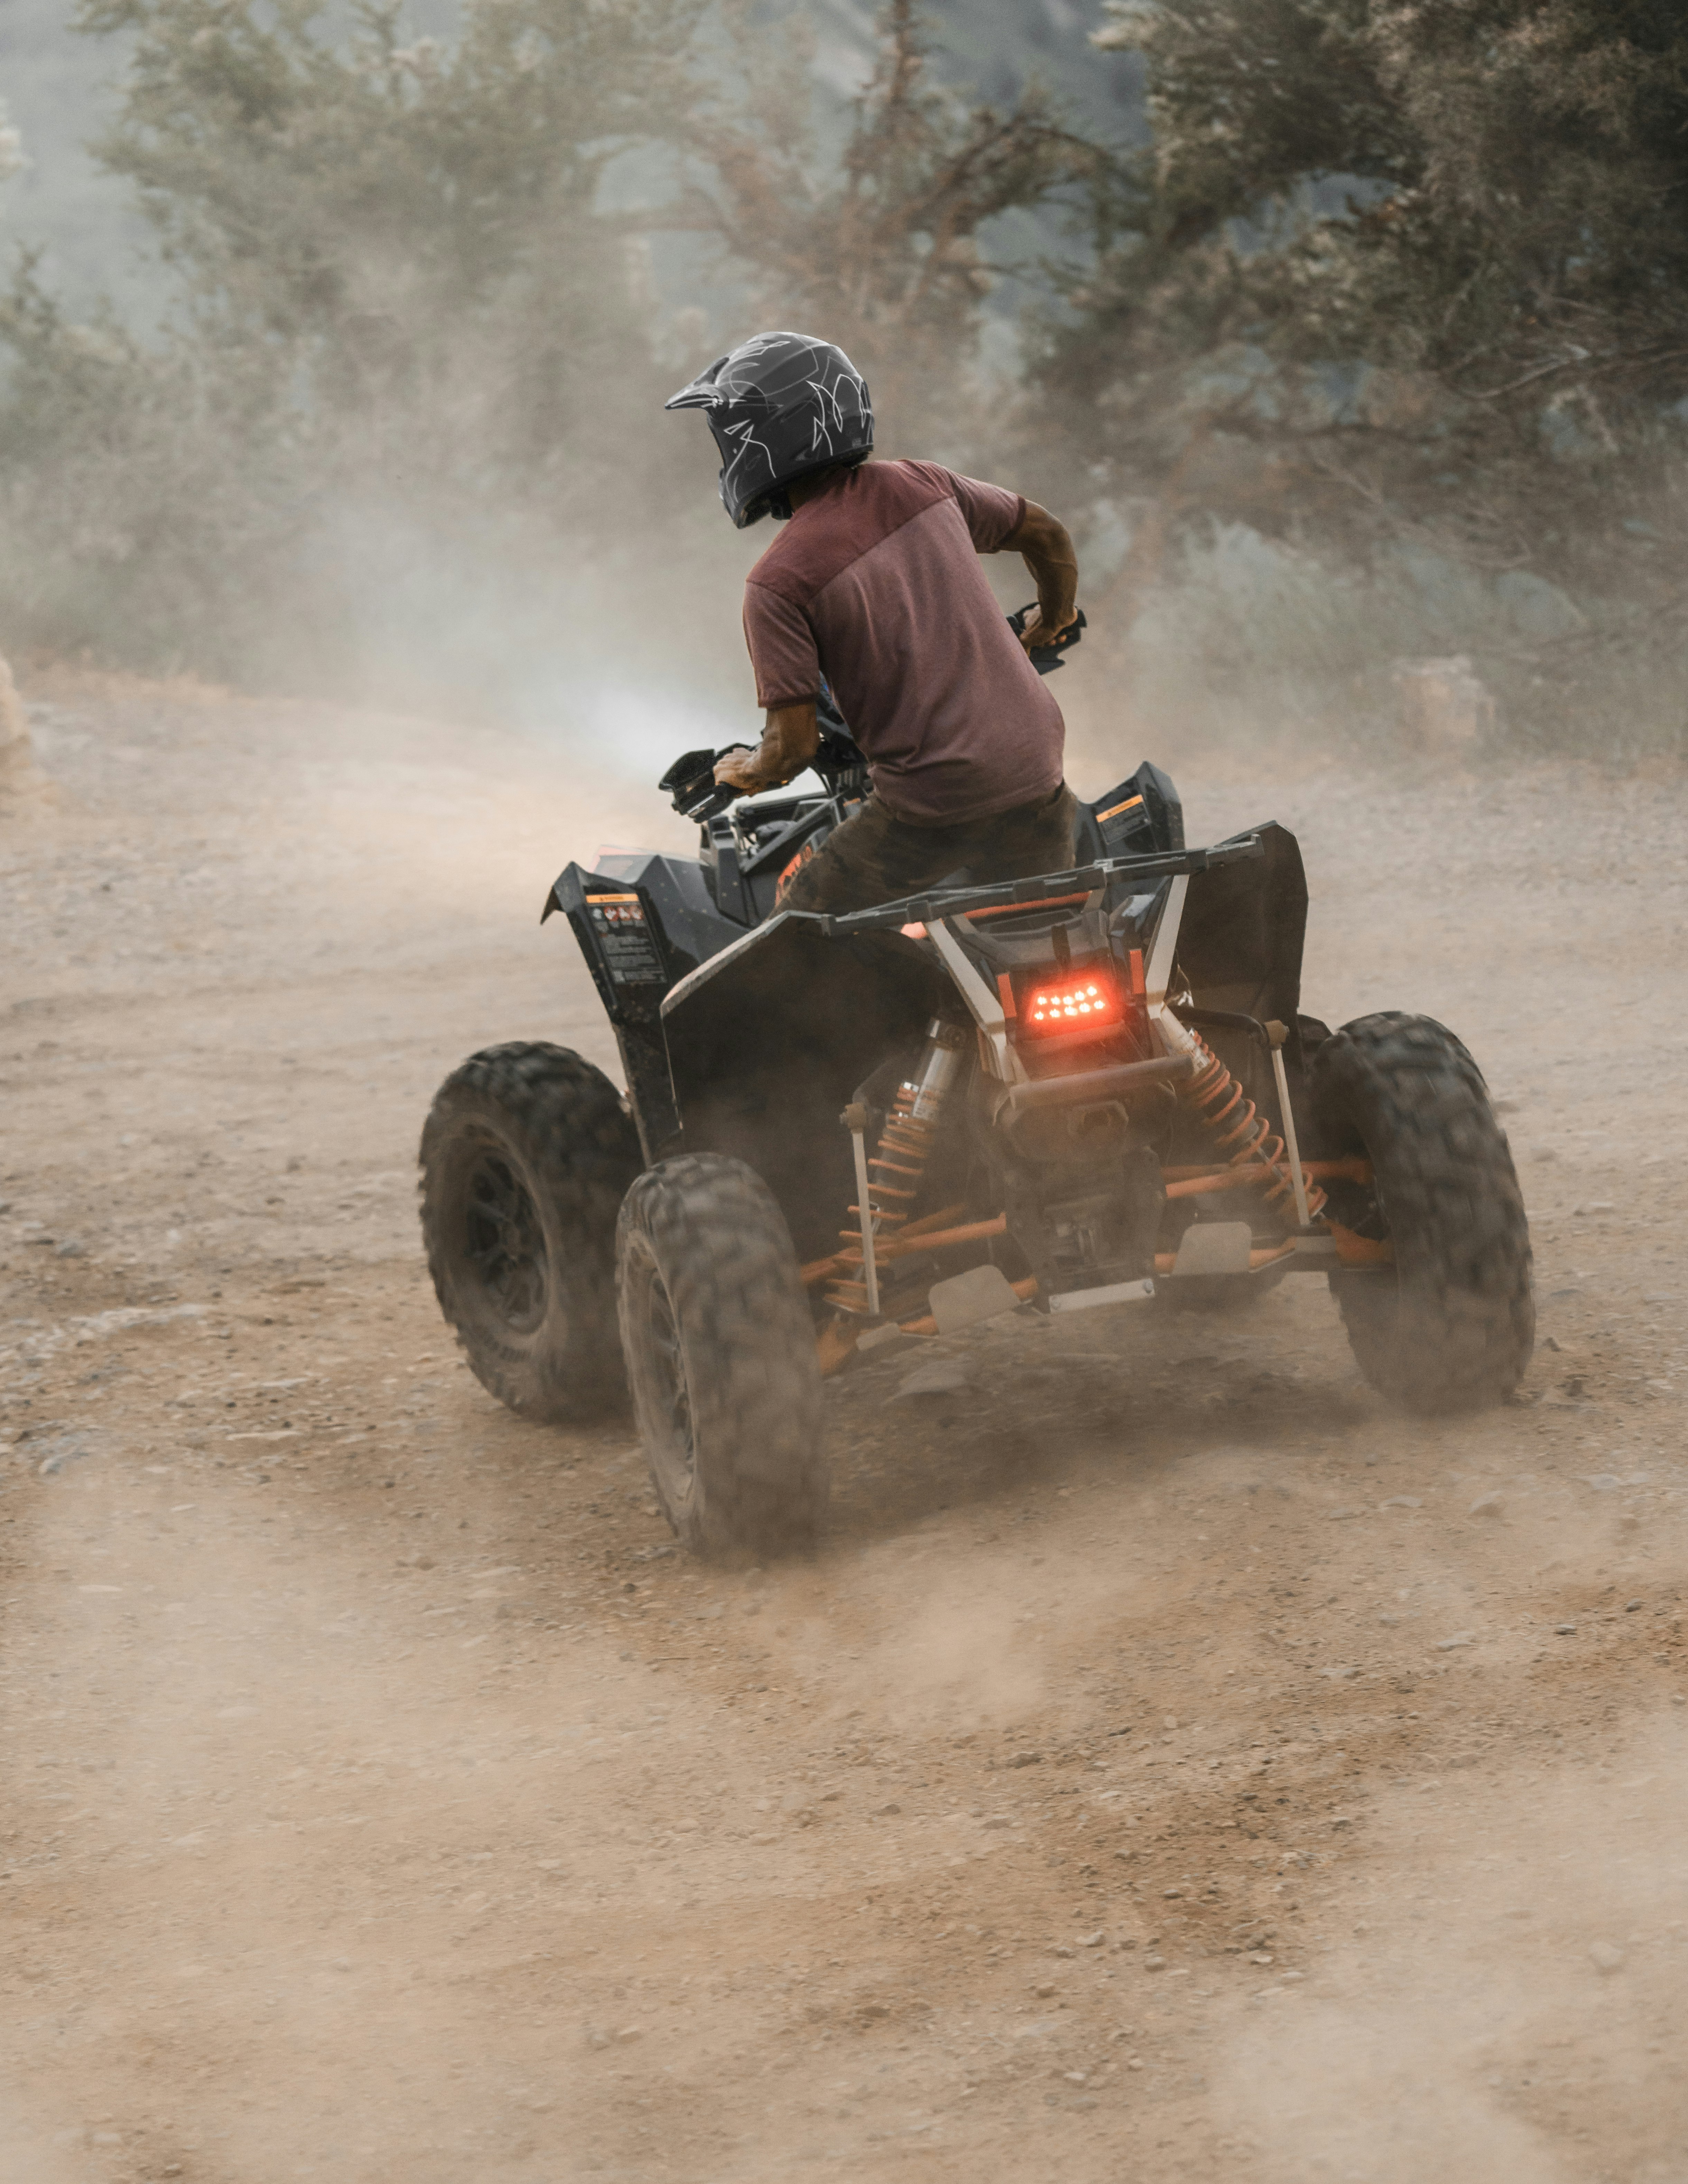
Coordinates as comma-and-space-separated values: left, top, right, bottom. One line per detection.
824, 1021, 968, 1315
862, 1089, 934, 1233
1179, 1033, 1327, 1226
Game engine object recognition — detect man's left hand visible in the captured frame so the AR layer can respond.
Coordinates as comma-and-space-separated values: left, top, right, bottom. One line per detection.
713, 747, 769, 794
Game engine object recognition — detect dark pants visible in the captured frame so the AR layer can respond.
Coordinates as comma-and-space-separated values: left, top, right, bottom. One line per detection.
777, 783, 1079, 917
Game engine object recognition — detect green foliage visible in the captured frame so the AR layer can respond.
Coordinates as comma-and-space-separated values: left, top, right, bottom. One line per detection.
0, 0, 1114, 685
1098, 0, 1408, 244
71, 0, 703, 495
0, 253, 307, 671
1085, 0, 1688, 409
1058, 0, 1688, 748
0, 0, 714, 680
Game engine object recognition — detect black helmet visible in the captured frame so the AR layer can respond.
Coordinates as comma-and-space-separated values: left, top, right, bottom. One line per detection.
666, 330, 873, 528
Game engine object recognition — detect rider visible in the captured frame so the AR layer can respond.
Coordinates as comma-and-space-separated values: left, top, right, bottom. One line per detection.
666, 330, 1082, 916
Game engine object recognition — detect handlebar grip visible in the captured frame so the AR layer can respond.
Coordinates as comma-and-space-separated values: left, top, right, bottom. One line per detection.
659, 745, 755, 821
1008, 603, 1087, 674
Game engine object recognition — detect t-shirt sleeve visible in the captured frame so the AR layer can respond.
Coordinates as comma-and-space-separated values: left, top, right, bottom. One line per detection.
934, 465, 1026, 553
743, 580, 820, 709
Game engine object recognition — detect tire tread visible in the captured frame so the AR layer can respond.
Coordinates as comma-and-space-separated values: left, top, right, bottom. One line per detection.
419, 1041, 641, 1420
1310, 1011, 1533, 1413
618, 1154, 826, 1555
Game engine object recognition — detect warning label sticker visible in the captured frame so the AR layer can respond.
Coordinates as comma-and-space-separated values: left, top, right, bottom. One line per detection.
587, 896, 664, 986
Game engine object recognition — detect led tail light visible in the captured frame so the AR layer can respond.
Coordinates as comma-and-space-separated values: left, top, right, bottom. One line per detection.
1020, 972, 1125, 1037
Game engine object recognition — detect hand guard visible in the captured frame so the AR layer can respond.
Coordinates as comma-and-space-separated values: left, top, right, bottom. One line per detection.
659, 746, 753, 821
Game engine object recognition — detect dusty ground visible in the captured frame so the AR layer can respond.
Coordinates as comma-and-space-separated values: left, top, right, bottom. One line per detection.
3, 671, 1687, 2184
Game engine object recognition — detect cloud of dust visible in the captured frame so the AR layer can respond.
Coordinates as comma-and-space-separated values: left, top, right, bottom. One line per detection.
1, 1457, 651, 2178
1204, 1711, 1688, 2181
265, 474, 770, 804
780, 1513, 1171, 1739
2, 2097, 83, 2184
0, 6, 1122, 801
836, 1554, 1049, 1731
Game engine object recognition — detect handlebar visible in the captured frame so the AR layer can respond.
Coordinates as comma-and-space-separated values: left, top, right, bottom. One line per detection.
1008, 601, 1087, 672
658, 746, 746, 823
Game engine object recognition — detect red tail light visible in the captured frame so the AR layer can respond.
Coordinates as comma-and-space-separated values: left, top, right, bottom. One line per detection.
1021, 972, 1125, 1037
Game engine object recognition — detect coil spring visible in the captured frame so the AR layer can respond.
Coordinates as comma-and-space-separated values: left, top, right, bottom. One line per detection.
823, 1088, 936, 1314
1180, 1034, 1326, 1225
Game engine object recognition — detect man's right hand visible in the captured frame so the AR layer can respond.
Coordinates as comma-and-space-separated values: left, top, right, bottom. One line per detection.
1015, 600, 1079, 655
713, 701, 821, 799
1006, 500, 1080, 654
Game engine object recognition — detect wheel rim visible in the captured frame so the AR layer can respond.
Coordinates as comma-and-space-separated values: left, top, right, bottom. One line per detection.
641, 1266, 697, 1496
1352, 1132, 1402, 1294
1321, 1127, 1401, 1294
463, 1151, 549, 1333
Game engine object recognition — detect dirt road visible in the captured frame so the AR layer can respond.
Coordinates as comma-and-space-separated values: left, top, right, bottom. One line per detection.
4, 672, 1687, 2184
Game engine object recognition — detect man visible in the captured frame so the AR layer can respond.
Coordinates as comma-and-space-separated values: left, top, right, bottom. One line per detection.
665, 330, 1082, 916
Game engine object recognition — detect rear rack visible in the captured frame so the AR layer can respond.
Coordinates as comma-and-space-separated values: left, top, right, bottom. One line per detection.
804, 836, 1264, 936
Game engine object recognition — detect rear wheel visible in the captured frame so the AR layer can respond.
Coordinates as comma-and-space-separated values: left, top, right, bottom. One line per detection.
617, 1154, 826, 1557
1309, 1012, 1533, 1412
419, 1043, 642, 1421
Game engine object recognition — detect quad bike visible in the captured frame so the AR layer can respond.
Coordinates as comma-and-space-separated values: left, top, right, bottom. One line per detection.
419, 613, 1533, 1555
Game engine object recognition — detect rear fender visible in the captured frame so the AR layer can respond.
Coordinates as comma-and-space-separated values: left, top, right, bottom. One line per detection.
660, 914, 947, 1262
1176, 821, 1307, 1039
1167, 820, 1309, 1167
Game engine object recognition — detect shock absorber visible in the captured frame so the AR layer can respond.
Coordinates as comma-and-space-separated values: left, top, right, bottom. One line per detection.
1167, 1021, 1326, 1228
825, 1020, 970, 1315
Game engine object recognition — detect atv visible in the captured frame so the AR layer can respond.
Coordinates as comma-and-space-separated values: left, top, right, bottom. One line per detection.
418, 615, 1533, 1555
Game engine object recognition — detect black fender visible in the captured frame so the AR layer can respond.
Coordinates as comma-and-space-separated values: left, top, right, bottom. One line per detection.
660, 914, 947, 1262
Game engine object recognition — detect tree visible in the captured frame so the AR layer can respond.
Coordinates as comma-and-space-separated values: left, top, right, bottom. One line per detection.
671, 0, 1112, 452
0, 255, 298, 670
1077, 0, 1688, 445
72, 0, 706, 495
0, 1, 1117, 683
1041, 0, 1688, 743
0, 0, 714, 679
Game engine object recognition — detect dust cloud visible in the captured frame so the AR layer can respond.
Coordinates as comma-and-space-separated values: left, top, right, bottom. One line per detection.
3, 675, 1687, 2179
1207, 1717, 1688, 2183
4, 0, 1688, 2169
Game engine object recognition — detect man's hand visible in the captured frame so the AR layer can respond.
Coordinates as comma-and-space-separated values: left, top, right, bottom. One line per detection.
1005, 500, 1079, 656
713, 699, 820, 798
1015, 599, 1079, 654
712, 746, 767, 794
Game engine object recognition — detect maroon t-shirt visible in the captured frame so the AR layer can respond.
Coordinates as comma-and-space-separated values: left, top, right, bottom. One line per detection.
742, 458, 1066, 826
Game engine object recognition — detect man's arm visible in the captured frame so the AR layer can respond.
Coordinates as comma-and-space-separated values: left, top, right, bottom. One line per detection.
713, 699, 820, 795
1004, 500, 1079, 654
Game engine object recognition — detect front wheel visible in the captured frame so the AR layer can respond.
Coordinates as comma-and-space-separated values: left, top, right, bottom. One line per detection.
1309, 1012, 1533, 1413
419, 1043, 643, 1421
617, 1155, 827, 1557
